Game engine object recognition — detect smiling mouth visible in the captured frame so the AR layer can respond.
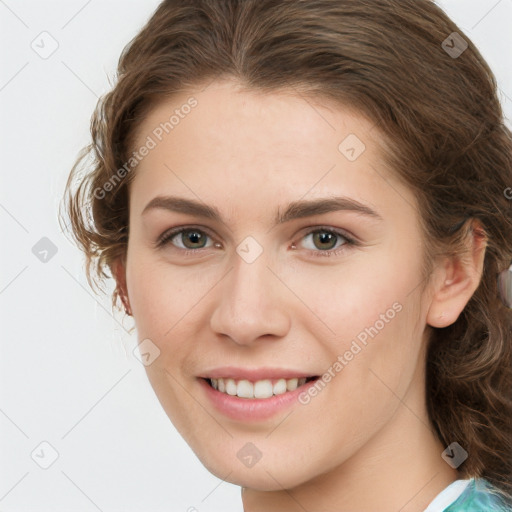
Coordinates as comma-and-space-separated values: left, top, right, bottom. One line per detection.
202, 376, 319, 399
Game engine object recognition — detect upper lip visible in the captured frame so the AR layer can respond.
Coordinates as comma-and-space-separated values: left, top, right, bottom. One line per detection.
198, 367, 318, 381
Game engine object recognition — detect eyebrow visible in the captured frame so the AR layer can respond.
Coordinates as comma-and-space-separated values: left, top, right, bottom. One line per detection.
142, 195, 383, 224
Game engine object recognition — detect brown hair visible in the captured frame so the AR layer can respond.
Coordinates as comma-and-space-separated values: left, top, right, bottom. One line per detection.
60, 0, 512, 502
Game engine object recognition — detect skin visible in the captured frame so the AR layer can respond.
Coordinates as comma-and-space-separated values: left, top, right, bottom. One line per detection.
113, 78, 487, 511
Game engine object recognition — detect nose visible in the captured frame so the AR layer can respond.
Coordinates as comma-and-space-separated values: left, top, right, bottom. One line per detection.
209, 243, 291, 346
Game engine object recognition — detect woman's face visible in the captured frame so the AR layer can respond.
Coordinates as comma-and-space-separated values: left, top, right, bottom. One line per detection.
124, 78, 436, 490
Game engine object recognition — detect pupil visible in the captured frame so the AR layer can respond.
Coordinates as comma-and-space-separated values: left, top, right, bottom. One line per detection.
185, 230, 204, 248
315, 232, 335, 250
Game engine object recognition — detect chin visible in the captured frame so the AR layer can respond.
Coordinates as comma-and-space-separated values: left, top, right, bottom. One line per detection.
193, 444, 316, 492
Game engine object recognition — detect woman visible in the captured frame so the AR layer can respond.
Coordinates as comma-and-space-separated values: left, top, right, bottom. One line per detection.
61, 0, 512, 510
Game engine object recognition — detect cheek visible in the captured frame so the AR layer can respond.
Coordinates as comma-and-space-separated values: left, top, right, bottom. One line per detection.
309, 299, 423, 462
299, 253, 423, 399
126, 251, 196, 331
125, 252, 218, 371
330, 296, 425, 442
289, 253, 408, 343
126, 262, 169, 333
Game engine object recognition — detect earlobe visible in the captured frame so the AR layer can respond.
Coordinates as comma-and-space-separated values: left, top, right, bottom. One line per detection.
426, 219, 487, 329
112, 257, 131, 316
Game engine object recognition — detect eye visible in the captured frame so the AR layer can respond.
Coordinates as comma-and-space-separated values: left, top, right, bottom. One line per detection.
297, 227, 357, 257
155, 225, 358, 257
156, 226, 215, 252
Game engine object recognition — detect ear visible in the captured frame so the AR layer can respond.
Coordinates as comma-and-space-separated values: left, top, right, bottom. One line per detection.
426, 219, 488, 328
111, 256, 131, 315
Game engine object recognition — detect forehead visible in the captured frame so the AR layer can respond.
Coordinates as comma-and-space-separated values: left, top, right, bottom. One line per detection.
133, 79, 376, 162
128, 79, 417, 222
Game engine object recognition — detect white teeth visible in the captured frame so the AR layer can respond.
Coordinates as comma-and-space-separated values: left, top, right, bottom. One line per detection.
209, 377, 308, 399
273, 378, 287, 395
254, 379, 273, 398
225, 378, 237, 396
286, 378, 299, 391
236, 380, 253, 398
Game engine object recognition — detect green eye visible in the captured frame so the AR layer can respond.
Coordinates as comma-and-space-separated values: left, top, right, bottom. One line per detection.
297, 227, 356, 257
156, 225, 358, 258
157, 227, 213, 250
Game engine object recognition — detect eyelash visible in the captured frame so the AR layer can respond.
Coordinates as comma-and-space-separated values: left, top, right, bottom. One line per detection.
155, 225, 359, 258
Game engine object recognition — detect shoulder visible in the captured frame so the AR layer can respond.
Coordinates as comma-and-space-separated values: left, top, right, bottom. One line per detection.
442, 478, 512, 512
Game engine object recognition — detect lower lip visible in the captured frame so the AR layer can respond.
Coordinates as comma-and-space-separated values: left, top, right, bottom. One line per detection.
198, 377, 319, 422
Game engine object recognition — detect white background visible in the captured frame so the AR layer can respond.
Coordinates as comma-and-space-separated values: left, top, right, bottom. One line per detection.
1, 1, 511, 511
